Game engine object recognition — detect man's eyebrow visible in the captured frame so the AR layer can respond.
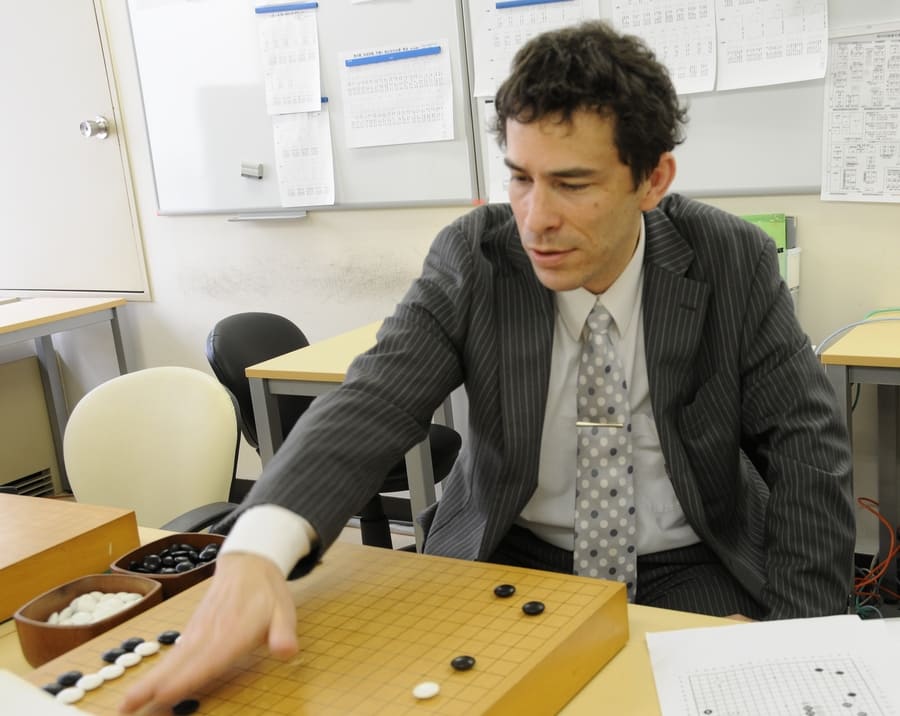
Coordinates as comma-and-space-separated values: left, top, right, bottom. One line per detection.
503, 158, 598, 179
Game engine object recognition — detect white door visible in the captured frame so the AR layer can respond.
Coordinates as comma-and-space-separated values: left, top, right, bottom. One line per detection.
0, 0, 148, 296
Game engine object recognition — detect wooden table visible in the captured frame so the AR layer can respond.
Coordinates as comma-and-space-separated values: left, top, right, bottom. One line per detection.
0, 297, 127, 491
2, 534, 731, 714
820, 316, 900, 592
246, 321, 445, 549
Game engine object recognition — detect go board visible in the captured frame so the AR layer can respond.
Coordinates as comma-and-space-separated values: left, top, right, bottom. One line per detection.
0, 494, 138, 620
25, 541, 627, 715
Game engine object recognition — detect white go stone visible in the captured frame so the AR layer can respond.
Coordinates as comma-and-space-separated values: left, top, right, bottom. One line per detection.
99, 663, 126, 680
69, 611, 92, 626
134, 640, 160, 656
72, 595, 98, 613
76, 673, 104, 691
412, 681, 440, 700
56, 687, 85, 704
116, 652, 142, 668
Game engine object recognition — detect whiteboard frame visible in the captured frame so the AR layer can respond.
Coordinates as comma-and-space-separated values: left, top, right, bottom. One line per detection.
126, 0, 482, 216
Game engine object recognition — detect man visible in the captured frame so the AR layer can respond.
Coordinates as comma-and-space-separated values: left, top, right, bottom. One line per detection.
123, 21, 854, 712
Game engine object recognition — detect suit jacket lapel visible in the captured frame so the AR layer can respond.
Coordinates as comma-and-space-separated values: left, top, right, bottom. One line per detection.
493, 229, 554, 525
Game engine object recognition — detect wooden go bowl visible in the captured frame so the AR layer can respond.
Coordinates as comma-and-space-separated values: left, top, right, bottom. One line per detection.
14, 573, 163, 667
110, 532, 225, 599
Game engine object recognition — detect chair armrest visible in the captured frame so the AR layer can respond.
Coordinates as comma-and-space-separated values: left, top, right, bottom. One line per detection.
161, 502, 237, 532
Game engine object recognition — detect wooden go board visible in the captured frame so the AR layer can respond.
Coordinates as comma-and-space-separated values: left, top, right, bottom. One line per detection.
25, 541, 628, 715
0, 495, 139, 620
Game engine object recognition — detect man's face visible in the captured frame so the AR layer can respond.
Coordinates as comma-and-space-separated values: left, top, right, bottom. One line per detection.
505, 110, 669, 295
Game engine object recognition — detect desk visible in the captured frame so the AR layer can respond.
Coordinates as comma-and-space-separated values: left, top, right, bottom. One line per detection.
0, 606, 726, 714
4, 535, 730, 714
0, 297, 128, 491
245, 321, 441, 549
821, 318, 900, 592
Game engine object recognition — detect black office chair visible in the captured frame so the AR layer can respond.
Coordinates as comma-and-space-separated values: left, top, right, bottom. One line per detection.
205, 312, 461, 549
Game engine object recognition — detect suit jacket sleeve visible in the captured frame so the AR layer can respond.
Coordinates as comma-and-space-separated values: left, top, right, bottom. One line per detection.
213, 210, 483, 566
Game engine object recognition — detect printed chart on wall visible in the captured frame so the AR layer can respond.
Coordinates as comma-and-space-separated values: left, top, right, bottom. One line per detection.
467, 0, 603, 99
647, 615, 900, 715
821, 32, 900, 203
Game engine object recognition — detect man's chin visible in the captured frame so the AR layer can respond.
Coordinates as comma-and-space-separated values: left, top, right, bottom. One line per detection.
532, 268, 582, 293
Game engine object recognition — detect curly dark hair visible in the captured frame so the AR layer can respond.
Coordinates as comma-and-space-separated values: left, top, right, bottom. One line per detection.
492, 21, 688, 189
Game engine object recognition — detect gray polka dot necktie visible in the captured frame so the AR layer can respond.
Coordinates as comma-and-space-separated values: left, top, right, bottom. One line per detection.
574, 301, 637, 600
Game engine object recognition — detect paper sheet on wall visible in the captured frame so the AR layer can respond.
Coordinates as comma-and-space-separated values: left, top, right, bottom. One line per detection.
255, 2, 322, 115
272, 106, 335, 206
339, 40, 454, 149
821, 33, 900, 203
611, 0, 716, 95
468, 0, 602, 98
714, 0, 828, 91
647, 615, 900, 715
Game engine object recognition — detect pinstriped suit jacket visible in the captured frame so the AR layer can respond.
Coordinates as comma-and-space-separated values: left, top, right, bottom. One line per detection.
230, 194, 854, 620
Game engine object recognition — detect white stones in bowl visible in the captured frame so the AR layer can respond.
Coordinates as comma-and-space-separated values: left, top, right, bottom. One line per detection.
46, 590, 143, 625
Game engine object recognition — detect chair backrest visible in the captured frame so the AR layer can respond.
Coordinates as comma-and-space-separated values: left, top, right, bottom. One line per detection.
63, 366, 239, 528
205, 312, 315, 450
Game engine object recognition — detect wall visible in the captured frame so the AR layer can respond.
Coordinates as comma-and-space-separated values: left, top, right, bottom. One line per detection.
8, 2, 900, 553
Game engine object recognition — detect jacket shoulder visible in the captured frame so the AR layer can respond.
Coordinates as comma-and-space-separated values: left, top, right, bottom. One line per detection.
650, 194, 776, 277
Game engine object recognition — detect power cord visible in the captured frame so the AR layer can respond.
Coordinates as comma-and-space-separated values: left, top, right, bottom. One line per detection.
853, 496, 900, 617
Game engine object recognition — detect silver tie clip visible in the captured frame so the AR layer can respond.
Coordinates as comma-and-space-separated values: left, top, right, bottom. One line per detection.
576, 421, 624, 429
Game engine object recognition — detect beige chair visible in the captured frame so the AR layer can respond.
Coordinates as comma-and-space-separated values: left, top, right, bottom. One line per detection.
63, 366, 239, 530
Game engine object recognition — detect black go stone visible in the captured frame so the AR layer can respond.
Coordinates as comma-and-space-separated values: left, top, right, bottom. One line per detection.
522, 601, 545, 616
493, 584, 516, 598
42, 682, 65, 695
142, 554, 162, 571
121, 637, 145, 652
172, 698, 200, 715
158, 630, 181, 645
198, 545, 218, 562
451, 655, 476, 671
102, 647, 126, 663
175, 561, 195, 573
57, 670, 83, 687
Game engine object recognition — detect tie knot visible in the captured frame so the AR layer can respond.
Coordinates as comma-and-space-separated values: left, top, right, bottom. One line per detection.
585, 303, 613, 336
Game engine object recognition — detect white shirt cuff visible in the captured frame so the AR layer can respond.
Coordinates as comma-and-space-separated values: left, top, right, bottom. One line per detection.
219, 504, 316, 578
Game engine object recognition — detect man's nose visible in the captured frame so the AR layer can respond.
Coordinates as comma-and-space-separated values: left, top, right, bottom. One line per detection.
523, 184, 561, 236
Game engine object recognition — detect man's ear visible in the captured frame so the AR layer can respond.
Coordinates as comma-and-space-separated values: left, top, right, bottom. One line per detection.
638, 152, 676, 211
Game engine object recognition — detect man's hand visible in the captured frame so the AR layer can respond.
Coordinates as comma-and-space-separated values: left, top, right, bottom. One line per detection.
119, 553, 298, 713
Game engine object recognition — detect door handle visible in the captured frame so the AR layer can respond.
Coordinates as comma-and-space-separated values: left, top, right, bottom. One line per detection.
79, 115, 110, 139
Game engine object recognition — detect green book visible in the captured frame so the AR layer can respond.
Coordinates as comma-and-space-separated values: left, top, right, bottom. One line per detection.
741, 213, 796, 281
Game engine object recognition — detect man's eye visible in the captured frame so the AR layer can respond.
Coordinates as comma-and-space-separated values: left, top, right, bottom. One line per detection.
559, 182, 589, 191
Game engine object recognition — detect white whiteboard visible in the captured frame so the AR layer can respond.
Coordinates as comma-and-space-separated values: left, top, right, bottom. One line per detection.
470, 0, 900, 198
669, 79, 825, 197
128, 0, 479, 214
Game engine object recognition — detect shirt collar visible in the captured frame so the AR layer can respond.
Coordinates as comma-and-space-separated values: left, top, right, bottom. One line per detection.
557, 215, 646, 340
